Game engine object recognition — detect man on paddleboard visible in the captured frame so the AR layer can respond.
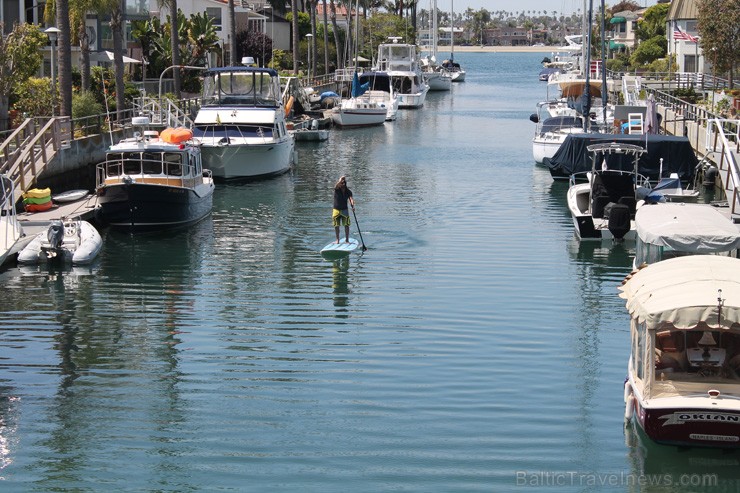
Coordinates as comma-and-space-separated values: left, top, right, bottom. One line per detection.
332, 176, 355, 243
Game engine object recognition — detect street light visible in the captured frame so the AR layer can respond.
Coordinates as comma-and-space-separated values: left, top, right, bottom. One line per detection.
45, 26, 60, 117
264, 5, 272, 68
305, 33, 313, 81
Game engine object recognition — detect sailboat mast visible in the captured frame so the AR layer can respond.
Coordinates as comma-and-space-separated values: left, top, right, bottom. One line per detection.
583, 0, 593, 132
600, 0, 608, 124
450, 0, 454, 61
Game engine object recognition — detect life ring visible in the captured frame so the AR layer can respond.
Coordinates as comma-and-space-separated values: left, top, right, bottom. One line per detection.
285, 96, 294, 117
624, 383, 634, 422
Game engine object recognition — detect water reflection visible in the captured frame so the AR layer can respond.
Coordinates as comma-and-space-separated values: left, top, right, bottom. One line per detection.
625, 420, 740, 491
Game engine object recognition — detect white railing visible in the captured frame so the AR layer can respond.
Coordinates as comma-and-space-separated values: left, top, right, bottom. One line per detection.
705, 118, 740, 220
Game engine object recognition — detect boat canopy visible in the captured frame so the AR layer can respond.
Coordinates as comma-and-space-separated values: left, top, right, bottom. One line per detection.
619, 256, 740, 329
635, 203, 740, 253
201, 67, 280, 107
359, 72, 392, 93
545, 133, 698, 182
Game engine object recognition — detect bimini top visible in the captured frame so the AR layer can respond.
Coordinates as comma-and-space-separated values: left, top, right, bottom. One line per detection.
619, 256, 740, 329
204, 66, 279, 77
635, 203, 740, 253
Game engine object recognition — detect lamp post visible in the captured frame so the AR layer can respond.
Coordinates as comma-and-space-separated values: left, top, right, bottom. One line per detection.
45, 27, 60, 117
305, 33, 313, 81
264, 5, 272, 68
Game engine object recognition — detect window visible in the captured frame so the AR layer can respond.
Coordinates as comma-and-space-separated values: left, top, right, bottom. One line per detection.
206, 8, 222, 31
142, 152, 162, 174
123, 152, 141, 174
164, 153, 183, 176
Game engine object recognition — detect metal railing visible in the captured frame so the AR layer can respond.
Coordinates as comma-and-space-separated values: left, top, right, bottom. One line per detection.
705, 118, 740, 220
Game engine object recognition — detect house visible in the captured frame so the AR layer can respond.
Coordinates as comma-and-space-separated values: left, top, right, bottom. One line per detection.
608, 9, 642, 54
666, 0, 703, 74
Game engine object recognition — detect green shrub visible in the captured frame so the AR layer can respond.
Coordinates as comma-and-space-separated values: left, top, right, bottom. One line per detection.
72, 90, 104, 135
11, 77, 56, 121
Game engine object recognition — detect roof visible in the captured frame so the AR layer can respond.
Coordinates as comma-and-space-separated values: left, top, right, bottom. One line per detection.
619, 256, 740, 329
667, 0, 699, 21
635, 203, 740, 253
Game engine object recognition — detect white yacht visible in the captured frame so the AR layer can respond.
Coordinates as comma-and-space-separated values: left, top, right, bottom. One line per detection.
375, 39, 429, 109
331, 72, 388, 128
192, 66, 295, 180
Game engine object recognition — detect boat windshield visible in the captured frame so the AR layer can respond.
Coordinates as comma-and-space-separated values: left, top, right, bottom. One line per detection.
648, 327, 740, 391
202, 71, 279, 107
635, 239, 738, 266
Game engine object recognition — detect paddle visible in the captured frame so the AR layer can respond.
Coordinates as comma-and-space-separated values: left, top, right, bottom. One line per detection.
351, 208, 367, 251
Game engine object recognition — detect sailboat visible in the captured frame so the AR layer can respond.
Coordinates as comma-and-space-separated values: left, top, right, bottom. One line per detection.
330, 71, 387, 127
421, 0, 452, 91
442, 0, 466, 82
331, 0, 387, 127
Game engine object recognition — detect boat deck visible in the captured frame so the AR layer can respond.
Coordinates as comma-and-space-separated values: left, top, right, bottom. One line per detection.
17, 194, 98, 232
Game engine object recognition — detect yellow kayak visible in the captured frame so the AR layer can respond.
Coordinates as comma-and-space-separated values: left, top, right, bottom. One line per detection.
23, 188, 51, 199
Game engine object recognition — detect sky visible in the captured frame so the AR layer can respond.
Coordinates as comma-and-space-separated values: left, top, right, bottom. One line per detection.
437, 0, 662, 14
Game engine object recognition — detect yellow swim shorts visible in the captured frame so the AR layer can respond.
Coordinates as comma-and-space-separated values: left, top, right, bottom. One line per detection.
332, 209, 351, 227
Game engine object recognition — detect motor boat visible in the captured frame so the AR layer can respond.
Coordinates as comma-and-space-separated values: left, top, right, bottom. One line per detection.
192, 65, 295, 180
621, 255, 740, 448
566, 142, 650, 241
633, 202, 740, 269
375, 39, 429, 109
0, 174, 23, 267
96, 118, 215, 232
17, 219, 102, 265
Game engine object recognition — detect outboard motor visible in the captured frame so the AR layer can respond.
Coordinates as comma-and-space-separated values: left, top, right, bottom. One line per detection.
703, 166, 719, 189
607, 203, 631, 240
47, 220, 64, 250
529, 113, 539, 123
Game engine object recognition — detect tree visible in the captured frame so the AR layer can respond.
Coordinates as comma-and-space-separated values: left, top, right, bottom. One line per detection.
56, 0, 72, 117
630, 35, 666, 66
609, 1, 640, 13
291, 0, 299, 73
110, 0, 126, 119
634, 2, 668, 42
0, 23, 46, 131
697, 0, 739, 88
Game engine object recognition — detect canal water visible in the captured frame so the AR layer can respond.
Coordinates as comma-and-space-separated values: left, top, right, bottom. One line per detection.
1, 53, 737, 492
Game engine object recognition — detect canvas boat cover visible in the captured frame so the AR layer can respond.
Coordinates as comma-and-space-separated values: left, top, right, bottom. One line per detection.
619, 256, 740, 329
635, 203, 740, 253
544, 133, 698, 182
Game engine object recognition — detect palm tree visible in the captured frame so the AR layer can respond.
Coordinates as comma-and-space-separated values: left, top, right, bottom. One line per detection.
43, 0, 72, 116
228, 0, 237, 64
322, 0, 330, 72
291, 0, 299, 73
110, 0, 126, 119
330, 0, 343, 69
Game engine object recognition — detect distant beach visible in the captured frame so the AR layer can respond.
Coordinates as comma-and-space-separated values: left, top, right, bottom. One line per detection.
434, 45, 562, 53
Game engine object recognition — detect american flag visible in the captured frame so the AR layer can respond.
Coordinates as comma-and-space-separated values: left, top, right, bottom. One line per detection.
674, 24, 698, 43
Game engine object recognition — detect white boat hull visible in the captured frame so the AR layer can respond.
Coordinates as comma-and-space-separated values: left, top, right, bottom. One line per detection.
397, 85, 429, 109
424, 71, 452, 91
566, 181, 636, 241
18, 220, 102, 265
200, 138, 295, 180
331, 98, 387, 128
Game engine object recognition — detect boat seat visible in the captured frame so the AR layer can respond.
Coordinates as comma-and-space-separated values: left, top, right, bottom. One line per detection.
591, 195, 611, 219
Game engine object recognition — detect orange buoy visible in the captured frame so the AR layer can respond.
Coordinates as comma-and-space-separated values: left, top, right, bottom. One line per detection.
160, 127, 193, 144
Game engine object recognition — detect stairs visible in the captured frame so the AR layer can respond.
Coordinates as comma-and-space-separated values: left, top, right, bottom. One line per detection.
622, 75, 641, 106
0, 117, 70, 204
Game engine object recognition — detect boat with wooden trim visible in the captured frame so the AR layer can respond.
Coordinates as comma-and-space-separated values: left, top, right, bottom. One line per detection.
95, 119, 215, 232
621, 256, 740, 448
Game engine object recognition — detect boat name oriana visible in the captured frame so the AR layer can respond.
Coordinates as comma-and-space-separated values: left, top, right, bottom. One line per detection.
659, 412, 740, 426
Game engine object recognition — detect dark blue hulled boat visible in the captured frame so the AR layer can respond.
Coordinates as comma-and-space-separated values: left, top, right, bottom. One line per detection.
95, 122, 215, 232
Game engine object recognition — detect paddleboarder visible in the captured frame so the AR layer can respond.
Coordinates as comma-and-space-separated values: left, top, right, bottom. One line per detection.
332, 176, 355, 243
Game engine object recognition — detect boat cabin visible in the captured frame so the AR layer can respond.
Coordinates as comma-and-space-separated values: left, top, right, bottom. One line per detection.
201, 67, 281, 107
97, 130, 205, 189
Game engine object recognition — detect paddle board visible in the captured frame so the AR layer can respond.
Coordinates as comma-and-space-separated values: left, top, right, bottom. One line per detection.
52, 189, 90, 203
320, 238, 360, 257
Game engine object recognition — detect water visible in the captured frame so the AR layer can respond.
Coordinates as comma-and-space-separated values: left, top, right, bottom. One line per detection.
0, 53, 736, 492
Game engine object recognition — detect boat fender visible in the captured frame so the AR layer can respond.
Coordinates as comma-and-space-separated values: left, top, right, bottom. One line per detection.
624, 382, 634, 422
285, 96, 295, 117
